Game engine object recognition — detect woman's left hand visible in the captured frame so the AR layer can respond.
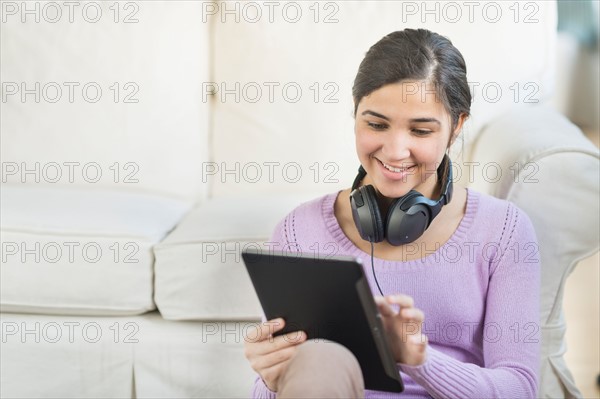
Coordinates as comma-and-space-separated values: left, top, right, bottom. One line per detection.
375, 294, 428, 366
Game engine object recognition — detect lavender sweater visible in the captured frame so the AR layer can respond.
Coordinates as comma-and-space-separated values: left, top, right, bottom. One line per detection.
252, 188, 540, 398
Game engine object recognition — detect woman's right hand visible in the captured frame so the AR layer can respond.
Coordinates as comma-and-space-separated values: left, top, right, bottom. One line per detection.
244, 318, 307, 392
375, 294, 428, 366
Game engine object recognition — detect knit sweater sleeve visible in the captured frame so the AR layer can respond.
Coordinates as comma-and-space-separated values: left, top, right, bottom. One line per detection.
252, 376, 278, 399
251, 215, 291, 399
398, 204, 541, 398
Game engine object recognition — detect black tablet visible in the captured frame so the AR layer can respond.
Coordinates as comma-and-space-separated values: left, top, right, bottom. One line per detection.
241, 249, 404, 393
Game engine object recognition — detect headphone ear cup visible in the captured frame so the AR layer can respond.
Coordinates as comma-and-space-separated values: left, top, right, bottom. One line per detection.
386, 191, 432, 246
350, 185, 385, 243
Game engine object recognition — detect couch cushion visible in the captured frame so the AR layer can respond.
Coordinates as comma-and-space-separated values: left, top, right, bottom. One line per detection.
134, 314, 258, 397
210, 1, 557, 197
1, 185, 192, 315
153, 194, 317, 320
0, 1, 210, 201
0, 312, 134, 398
0, 311, 257, 398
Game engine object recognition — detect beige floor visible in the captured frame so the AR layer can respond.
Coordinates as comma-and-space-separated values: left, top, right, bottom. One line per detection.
563, 128, 600, 398
565, 251, 600, 398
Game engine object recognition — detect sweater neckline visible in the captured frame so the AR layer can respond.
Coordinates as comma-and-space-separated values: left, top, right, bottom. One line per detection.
322, 187, 478, 267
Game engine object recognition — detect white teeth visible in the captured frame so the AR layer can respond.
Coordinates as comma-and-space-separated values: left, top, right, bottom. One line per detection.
382, 161, 413, 173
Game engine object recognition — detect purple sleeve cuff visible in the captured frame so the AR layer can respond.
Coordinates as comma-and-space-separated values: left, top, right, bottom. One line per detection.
252, 375, 278, 399
397, 346, 479, 398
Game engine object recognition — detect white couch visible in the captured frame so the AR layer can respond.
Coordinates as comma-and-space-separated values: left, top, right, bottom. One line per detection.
1, 1, 598, 397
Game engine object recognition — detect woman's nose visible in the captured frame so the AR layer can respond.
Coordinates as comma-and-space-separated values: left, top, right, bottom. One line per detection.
381, 131, 411, 160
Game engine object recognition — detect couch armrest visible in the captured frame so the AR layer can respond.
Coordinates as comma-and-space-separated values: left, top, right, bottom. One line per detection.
466, 104, 599, 398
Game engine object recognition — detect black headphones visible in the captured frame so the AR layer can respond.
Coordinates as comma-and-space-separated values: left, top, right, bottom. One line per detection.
349, 154, 453, 246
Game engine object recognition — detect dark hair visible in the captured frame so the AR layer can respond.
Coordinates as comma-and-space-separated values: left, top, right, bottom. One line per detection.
352, 29, 471, 132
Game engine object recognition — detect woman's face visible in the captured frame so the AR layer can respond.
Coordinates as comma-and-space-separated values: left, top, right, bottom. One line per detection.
354, 80, 463, 201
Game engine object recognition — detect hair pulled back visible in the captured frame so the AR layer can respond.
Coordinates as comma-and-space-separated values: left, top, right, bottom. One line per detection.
352, 29, 471, 132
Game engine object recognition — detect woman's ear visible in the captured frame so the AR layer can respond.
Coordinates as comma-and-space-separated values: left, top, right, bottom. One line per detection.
450, 113, 469, 146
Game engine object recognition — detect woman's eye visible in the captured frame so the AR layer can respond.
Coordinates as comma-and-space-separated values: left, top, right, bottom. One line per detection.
412, 129, 431, 136
367, 122, 387, 130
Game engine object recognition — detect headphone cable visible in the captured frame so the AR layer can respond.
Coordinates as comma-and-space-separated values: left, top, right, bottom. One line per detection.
370, 241, 384, 296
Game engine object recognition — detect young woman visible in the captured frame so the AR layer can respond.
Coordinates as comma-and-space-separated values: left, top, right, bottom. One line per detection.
245, 29, 540, 398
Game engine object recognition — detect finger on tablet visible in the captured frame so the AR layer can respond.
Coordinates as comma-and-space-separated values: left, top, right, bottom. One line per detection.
385, 294, 414, 308
282, 330, 307, 345
259, 330, 307, 356
253, 318, 285, 342
401, 308, 425, 323
375, 297, 396, 317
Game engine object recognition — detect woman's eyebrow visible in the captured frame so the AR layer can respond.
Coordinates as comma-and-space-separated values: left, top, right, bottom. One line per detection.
361, 110, 389, 121
410, 117, 441, 125
361, 111, 441, 126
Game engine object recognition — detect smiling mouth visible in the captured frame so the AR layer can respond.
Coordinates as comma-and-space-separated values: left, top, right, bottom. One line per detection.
377, 158, 416, 173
